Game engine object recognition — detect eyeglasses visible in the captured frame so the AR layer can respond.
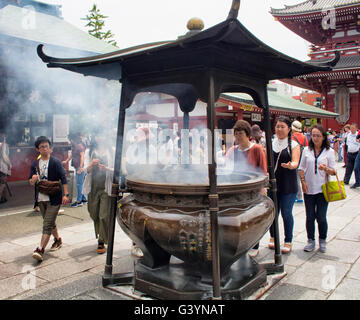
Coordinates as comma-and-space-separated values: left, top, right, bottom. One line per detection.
38, 145, 50, 149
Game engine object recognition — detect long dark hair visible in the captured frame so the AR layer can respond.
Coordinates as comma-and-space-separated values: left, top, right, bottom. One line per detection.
275, 116, 292, 157
308, 124, 330, 151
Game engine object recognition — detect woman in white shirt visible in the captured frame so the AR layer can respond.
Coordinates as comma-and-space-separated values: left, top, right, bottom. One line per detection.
298, 124, 336, 253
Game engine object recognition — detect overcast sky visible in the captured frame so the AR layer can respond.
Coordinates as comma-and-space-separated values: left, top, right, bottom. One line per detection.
49, 0, 311, 61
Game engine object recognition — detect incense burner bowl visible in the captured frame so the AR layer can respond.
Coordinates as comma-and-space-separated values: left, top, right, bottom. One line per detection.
117, 169, 274, 277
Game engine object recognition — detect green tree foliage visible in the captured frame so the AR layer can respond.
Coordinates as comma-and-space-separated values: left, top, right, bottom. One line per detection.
82, 4, 117, 47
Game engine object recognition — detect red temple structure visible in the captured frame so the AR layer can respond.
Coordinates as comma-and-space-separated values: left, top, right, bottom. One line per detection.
271, 0, 360, 130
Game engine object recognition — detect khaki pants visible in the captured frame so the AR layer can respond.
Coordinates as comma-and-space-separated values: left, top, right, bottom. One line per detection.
39, 201, 61, 235
87, 190, 111, 244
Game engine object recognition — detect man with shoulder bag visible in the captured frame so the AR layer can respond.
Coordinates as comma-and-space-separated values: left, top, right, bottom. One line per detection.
29, 136, 70, 262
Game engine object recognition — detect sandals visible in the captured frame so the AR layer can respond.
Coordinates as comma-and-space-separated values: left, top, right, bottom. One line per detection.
268, 238, 292, 254
281, 242, 292, 254
268, 237, 275, 250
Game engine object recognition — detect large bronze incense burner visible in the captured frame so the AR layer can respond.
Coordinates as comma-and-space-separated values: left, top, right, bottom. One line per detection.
119, 170, 273, 273
117, 169, 274, 299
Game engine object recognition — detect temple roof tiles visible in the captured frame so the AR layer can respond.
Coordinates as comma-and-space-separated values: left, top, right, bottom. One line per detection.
271, 0, 360, 16
221, 91, 338, 118
310, 54, 360, 69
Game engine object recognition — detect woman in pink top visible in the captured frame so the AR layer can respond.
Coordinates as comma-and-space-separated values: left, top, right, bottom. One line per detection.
226, 120, 267, 257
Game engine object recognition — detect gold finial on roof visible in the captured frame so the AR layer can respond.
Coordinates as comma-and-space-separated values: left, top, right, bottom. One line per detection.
187, 18, 204, 31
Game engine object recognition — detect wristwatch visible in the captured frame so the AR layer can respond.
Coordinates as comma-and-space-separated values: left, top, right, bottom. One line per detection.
64, 194, 70, 197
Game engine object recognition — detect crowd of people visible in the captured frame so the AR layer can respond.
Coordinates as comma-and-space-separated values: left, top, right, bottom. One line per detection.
1, 117, 358, 263
218, 117, 358, 257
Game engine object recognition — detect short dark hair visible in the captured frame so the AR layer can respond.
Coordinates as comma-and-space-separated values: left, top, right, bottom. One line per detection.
309, 124, 330, 150
35, 136, 51, 149
68, 132, 82, 144
233, 120, 251, 137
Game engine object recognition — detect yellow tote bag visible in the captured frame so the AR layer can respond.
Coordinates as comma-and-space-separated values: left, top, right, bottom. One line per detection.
322, 173, 346, 202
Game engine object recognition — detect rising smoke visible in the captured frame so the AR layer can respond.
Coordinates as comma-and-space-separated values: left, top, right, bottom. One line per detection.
0, 4, 121, 150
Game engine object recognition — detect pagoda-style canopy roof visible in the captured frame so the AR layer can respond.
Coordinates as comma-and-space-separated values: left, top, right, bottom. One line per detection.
271, 0, 360, 16
38, 17, 338, 109
270, 0, 360, 44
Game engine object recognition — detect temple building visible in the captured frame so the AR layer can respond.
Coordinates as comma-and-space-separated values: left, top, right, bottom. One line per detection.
271, 0, 360, 130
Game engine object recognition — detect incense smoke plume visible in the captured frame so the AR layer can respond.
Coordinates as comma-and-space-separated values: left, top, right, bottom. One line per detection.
0, 5, 121, 170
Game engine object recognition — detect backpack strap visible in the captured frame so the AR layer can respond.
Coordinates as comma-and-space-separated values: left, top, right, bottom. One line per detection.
292, 135, 301, 146
36, 159, 40, 176
293, 134, 307, 148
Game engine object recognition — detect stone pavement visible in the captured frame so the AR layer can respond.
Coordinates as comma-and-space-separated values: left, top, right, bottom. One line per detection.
0, 162, 359, 300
